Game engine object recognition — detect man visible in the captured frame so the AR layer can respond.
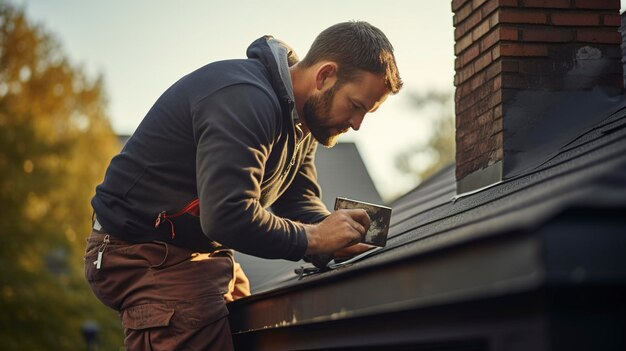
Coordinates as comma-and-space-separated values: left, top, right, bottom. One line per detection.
85, 21, 402, 350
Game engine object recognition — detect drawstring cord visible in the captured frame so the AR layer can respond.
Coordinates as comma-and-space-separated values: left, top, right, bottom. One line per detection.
155, 199, 200, 239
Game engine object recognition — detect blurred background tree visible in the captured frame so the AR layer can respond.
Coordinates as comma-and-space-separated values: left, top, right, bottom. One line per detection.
394, 90, 455, 187
0, 2, 123, 349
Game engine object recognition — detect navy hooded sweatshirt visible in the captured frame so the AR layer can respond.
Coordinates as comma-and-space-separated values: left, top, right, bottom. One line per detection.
92, 36, 330, 261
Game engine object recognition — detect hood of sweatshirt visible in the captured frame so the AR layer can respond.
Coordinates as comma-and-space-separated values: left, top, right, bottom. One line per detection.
246, 36, 300, 124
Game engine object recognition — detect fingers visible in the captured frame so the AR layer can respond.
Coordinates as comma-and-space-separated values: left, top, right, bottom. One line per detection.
335, 209, 370, 247
337, 209, 370, 235
305, 209, 372, 256
344, 209, 371, 230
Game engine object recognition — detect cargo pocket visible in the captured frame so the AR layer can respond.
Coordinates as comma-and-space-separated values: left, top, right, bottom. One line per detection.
174, 294, 229, 330
121, 303, 176, 350
121, 303, 175, 330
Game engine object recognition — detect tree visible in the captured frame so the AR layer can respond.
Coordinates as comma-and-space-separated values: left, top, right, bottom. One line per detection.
394, 90, 455, 186
0, 3, 123, 349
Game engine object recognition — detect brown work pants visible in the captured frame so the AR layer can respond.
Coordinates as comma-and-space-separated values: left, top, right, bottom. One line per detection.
84, 230, 249, 350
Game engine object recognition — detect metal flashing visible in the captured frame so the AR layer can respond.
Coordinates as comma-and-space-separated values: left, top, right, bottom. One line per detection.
456, 161, 503, 196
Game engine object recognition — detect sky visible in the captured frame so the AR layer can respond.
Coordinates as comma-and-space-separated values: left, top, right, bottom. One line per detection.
17, 1, 626, 200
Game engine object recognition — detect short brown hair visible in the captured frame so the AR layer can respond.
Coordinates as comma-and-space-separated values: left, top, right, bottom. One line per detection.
300, 21, 403, 94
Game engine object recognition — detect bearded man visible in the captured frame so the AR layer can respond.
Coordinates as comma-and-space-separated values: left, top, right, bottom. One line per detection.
85, 21, 402, 350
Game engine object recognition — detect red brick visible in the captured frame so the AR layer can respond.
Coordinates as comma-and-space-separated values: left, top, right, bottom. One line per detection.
455, 110, 475, 134
523, 0, 571, 8
455, 110, 468, 130
466, 90, 502, 117
477, 109, 494, 126
481, 0, 499, 18
452, 0, 472, 12
485, 60, 501, 80
472, 20, 492, 41
493, 131, 504, 149
456, 59, 478, 85
456, 79, 498, 115
521, 28, 574, 42
499, 43, 548, 56
455, 10, 483, 39
474, 50, 494, 72
492, 146, 504, 163
493, 104, 503, 119
455, 32, 474, 55
473, 0, 489, 10
577, 29, 622, 44
476, 140, 489, 155
498, 9, 547, 24
459, 63, 477, 84
487, 89, 503, 108
463, 129, 479, 146
456, 88, 480, 113
459, 148, 477, 165
458, 44, 481, 67
551, 13, 600, 26
500, 26, 519, 41
498, 0, 519, 6
454, 2, 474, 26
478, 78, 496, 100
489, 11, 500, 27
574, 0, 620, 10
457, 120, 502, 168
455, 107, 475, 131
456, 89, 476, 114
493, 74, 502, 90
480, 29, 499, 51
492, 45, 501, 60
460, 153, 483, 175
456, 159, 476, 180
479, 121, 495, 139
454, 90, 464, 107
478, 138, 497, 157
491, 117, 503, 135
602, 14, 622, 26
470, 70, 487, 90
467, 123, 496, 144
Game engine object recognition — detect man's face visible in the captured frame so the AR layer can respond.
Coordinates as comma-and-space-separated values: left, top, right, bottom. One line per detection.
302, 70, 389, 147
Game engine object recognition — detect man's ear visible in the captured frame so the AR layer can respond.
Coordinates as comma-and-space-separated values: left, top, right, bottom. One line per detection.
315, 62, 338, 90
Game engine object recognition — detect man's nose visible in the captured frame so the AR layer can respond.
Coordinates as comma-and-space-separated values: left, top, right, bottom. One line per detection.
350, 114, 365, 131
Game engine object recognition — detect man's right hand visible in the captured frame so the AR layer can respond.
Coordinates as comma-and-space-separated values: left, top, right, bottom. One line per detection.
304, 209, 371, 255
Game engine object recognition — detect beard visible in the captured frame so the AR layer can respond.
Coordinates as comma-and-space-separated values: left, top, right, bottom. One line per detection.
301, 84, 347, 148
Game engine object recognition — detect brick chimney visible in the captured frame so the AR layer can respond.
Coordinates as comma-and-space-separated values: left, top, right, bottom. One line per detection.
452, 0, 624, 194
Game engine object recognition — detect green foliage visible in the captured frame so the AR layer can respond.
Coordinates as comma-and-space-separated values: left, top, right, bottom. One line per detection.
0, 3, 123, 349
394, 90, 455, 186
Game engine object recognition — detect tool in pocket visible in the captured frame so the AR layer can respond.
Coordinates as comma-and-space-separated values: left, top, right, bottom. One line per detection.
94, 234, 110, 269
